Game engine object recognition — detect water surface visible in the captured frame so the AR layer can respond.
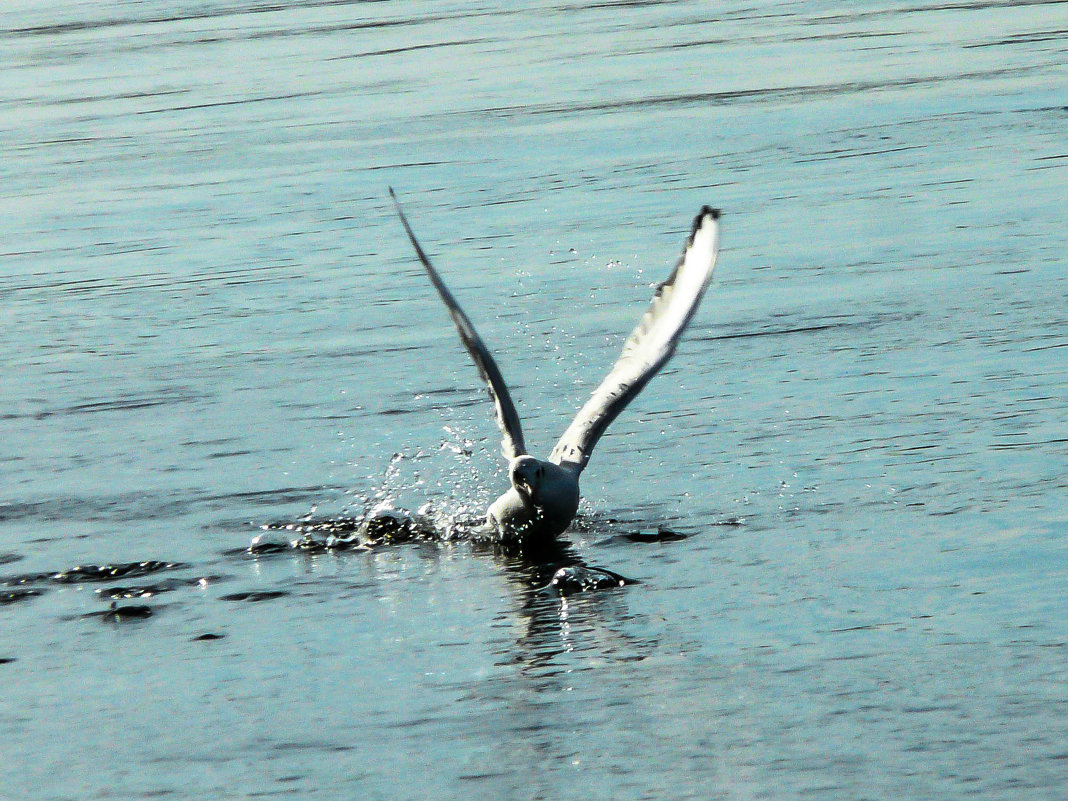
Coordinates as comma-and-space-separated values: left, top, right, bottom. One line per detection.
2, 1, 1066, 799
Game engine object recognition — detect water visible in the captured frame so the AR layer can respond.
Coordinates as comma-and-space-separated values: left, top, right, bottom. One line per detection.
2, 1, 1067, 798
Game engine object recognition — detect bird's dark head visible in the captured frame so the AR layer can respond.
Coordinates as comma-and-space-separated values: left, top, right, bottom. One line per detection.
510, 455, 545, 502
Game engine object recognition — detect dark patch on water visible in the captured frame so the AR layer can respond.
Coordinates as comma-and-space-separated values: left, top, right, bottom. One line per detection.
95, 574, 227, 600
0, 553, 24, 566
192, 633, 225, 641
220, 591, 290, 603
1, 560, 189, 586
621, 527, 688, 543
0, 657, 15, 665
0, 588, 45, 605
697, 310, 919, 343
80, 603, 155, 623
546, 565, 636, 596
238, 537, 294, 556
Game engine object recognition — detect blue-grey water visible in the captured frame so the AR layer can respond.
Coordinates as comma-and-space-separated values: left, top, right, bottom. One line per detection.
2, 1, 1067, 799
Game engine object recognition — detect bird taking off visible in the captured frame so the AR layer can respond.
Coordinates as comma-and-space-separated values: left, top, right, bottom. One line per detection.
390, 189, 720, 544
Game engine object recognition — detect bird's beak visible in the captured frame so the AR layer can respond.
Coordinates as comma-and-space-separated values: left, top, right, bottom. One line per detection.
515, 475, 533, 498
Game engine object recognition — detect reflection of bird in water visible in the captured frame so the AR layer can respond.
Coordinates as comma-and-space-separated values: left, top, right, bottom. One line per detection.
485, 531, 655, 701
390, 189, 720, 545
474, 529, 634, 596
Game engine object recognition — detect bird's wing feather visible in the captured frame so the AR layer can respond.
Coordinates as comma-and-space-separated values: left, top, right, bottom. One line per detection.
390, 189, 527, 460
550, 206, 720, 473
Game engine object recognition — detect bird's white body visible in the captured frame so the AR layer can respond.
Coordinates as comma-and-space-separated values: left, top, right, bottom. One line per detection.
487, 457, 581, 540
390, 190, 720, 545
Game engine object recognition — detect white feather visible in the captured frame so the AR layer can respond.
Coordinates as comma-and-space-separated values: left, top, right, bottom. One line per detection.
550, 207, 720, 472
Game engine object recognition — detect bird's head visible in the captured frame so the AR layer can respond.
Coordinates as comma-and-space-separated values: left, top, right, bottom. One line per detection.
510, 455, 545, 503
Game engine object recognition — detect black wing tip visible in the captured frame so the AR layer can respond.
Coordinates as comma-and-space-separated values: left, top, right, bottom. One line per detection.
687, 205, 720, 242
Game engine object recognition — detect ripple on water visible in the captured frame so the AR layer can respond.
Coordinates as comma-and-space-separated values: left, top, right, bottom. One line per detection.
0, 588, 46, 606
1, 560, 189, 586
219, 590, 290, 603
79, 603, 155, 623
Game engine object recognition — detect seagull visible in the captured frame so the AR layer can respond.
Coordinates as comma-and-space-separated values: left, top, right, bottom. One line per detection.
390, 189, 720, 544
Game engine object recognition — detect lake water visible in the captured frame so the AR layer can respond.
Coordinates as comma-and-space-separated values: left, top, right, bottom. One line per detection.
2, 1, 1066, 798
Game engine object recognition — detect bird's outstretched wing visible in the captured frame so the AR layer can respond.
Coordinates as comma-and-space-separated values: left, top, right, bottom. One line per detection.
550, 206, 720, 473
390, 188, 527, 460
